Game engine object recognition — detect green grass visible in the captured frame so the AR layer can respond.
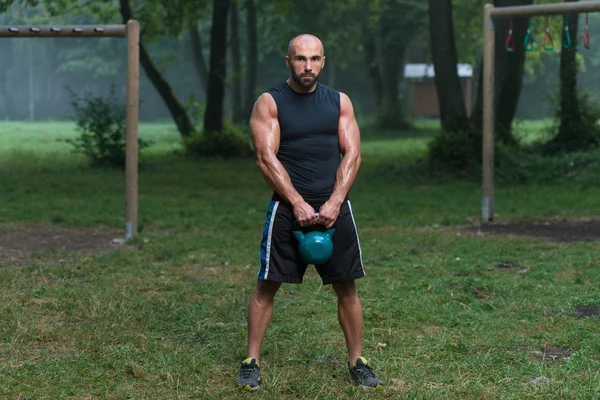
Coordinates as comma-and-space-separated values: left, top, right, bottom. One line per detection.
1, 119, 600, 399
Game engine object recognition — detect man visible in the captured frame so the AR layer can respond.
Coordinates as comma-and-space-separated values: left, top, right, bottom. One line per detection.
235, 33, 383, 391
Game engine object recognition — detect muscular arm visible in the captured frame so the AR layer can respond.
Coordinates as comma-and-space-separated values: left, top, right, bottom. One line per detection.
250, 93, 317, 225
318, 92, 362, 227
330, 92, 362, 204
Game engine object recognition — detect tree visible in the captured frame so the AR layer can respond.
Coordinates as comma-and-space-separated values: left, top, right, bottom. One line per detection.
428, 0, 469, 132
556, 0, 582, 146
119, 0, 196, 137
361, 20, 383, 108
189, 25, 209, 91
544, 0, 599, 153
10, 0, 205, 136
363, 0, 428, 129
229, 0, 244, 123
427, 0, 531, 145
426, 0, 532, 172
470, 0, 532, 145
243, 0, 257, 121
203, 0, 231, 134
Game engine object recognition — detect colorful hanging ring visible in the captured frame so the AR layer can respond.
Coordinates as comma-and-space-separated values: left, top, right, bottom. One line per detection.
505, 19, 515, 52
563, 17, 572, 48
543, 16, 554, 51
524, 19, 534, 51
584, 13, 590, 49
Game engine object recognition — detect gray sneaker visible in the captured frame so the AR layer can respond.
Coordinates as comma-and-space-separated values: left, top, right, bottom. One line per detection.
348, 357, 383, 389
235, 358, 261, 391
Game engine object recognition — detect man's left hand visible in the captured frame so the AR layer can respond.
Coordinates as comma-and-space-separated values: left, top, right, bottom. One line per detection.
318, 200, 341, 228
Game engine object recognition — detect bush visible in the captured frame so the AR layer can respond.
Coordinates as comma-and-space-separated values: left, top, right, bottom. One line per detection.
373, 104, 410, 131
426, 127, 483, 174
540, 89, 600, 155
496, 147, 600, 186
62, 87, 152, 169
184, 123, 254, 158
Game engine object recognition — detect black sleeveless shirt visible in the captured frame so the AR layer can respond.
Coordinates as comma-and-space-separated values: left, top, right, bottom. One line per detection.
267, 81, 341, 203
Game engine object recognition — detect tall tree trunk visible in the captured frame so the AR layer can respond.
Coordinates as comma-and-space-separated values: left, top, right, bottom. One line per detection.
327, 59, 335, 87
119, 0, 195, 137
0, 37, 14, 119
230, 0, 244, 123
204, 0, 231, 134
376, 0, 414, 130
189, 25, 209, 91
362, 22, 383, 107
428, 0, 469, 132
470, 0, 532, 145
243, 0, 258, 121
551, 0, 586, 151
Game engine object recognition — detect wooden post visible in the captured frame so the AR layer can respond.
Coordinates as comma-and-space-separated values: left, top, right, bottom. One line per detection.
482, 4, 495, 223
125, 19, 140, 239
465, 77, 472, 118
405, 81, 413, 122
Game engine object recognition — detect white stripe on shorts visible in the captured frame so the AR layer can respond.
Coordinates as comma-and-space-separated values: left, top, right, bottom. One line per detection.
263, 201, 279, 279
347, 200, 365, 275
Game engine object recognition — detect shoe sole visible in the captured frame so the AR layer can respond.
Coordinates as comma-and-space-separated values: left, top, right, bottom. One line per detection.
361, 384, 383, 390
240, 384, 259, 391
346, 376, 383, 390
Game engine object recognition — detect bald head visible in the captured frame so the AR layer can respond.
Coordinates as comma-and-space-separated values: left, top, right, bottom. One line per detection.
287, 34, 324, 58
285, 34, 326, 91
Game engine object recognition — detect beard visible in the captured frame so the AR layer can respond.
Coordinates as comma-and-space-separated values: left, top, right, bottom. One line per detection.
291, 69, 319, 88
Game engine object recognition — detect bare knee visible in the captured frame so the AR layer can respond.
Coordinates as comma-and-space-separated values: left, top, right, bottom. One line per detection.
332, 281, 359, 303
252, 280, 281, 307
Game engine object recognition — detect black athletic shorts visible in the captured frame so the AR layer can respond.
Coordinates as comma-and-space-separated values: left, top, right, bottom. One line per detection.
257, 196, 365, 285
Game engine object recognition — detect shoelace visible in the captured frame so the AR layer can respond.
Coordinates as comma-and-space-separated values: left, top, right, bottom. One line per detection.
240, 364, 258, 378
355, 364, 377, 379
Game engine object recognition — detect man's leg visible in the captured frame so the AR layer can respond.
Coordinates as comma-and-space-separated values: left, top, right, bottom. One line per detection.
332, 280, 382, 389
247, 279, 282, 364
236, 279, 281, 391
332, 280, 362, 366
316, 201, 382, 388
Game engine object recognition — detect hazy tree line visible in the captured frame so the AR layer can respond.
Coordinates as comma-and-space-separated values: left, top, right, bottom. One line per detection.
0, 0, 600, 152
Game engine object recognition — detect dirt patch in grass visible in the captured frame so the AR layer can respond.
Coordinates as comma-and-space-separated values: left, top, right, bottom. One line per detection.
574, 305, 599, 319
460, 218, 600, 243
0, 222, 126, 267
509, 345, 572, 363
540, 346, 571, 362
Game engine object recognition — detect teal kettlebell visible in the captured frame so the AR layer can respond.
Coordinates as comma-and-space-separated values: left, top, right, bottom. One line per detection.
292, 213, 335, 264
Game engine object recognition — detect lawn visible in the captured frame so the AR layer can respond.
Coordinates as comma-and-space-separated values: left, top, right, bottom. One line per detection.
1, 118, 599, 399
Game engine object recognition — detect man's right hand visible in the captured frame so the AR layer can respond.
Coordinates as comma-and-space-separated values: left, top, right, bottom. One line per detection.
293, 202, 318, 227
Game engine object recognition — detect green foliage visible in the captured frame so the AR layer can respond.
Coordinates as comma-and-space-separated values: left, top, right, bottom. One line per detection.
62, 87, 152, 169
496, 146, 600, 186
373, 104, 411, 131
540, 89, 600, 155
450, 0, 488, 65
184, 123, 253, 158
426, 128, 483, 174
131, 0, 211, 41
423, 116, 600, 186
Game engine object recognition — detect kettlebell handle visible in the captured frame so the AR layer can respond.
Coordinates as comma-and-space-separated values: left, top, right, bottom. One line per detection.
293, 212, 320, 228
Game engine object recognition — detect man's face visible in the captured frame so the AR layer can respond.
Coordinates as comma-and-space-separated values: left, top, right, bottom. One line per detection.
286, 40, 325, 88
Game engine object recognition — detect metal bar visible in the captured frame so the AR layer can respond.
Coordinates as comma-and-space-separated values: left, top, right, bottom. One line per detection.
482, 3, 495, 223
491, 0, 600, 19
0, 25, 126, 37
